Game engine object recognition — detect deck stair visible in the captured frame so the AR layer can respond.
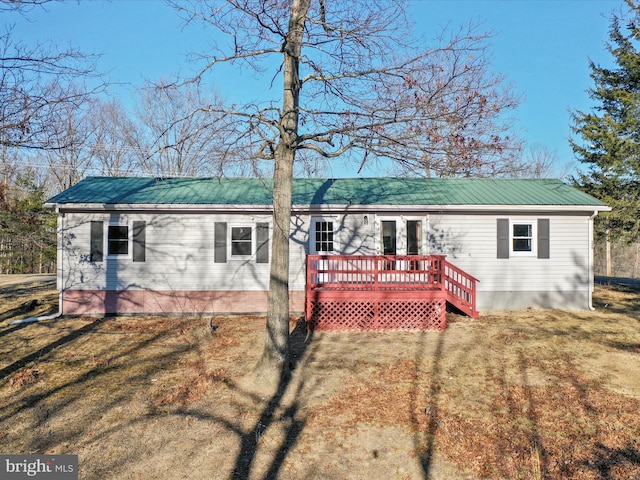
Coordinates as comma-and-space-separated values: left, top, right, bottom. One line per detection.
305, 255, 478, 331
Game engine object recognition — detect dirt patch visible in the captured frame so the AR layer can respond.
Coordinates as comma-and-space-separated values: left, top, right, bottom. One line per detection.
1, 283, 640, 479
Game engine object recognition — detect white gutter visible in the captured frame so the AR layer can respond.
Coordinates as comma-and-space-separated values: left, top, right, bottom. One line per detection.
46, 202, 612, 214
10, 211, 64, 324
588, 210, 598, 311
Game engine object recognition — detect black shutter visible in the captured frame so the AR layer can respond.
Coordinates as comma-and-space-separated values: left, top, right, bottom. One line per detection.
90, 221, 103, 262
538, 218, 550, 259
256, 223, 269, 263
214, 222, 227, 263
133, 221, 146, 262
497, 218, 509, 259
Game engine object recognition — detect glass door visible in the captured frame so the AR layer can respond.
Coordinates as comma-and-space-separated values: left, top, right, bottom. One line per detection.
381, 221, 396, 255
406, 220, 421, 255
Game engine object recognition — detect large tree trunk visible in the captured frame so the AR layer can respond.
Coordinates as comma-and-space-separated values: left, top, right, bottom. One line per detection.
254, 145, 295, 386
253, 0, 310, 388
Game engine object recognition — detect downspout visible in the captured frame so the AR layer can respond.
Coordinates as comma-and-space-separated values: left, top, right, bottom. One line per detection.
588, 210, 597, 311
10, 209, 64, 324
10, 294, 63, 324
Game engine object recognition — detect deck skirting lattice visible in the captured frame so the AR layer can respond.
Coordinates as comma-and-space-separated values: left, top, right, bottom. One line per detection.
307, 296, 446, 331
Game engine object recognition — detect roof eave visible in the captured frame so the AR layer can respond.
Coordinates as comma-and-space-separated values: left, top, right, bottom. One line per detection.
300, 204, 611, 213
46, 202, 611, 213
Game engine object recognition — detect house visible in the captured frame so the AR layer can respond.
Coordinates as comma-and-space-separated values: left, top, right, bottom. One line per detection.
45, 177, 609, 326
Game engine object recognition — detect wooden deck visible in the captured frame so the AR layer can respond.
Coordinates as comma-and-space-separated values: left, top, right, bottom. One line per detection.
305, 255, 479, 331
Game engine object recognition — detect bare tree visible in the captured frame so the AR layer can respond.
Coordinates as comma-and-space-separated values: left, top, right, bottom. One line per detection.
0, 0, 51, 12
0, 144, 21, 185
41, 84, 98, 191
85, 82, 250, 180
519, 144, 560, 179
0, 20, 99, 151
88, 99, 139, 177
171, 0, 523, 386
126, 80, 241, 177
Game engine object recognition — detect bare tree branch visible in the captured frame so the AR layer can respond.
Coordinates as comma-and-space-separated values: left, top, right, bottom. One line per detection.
0, 16, 102, 151
166, 0, 525, 385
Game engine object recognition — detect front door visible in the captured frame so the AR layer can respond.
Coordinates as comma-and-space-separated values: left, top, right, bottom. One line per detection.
406, 220, 421, 255
379, 219, 422, 256
381, 221, 397, 255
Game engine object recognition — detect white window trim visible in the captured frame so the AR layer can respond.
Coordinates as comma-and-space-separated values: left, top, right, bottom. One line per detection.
229, 224, 255, 259
106, 222, 132, 259
510, 219, 537, 257
309, 216, 337, 254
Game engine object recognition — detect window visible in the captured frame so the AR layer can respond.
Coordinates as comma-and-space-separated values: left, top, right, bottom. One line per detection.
89, 220, 145, 262
108, 225, 129, 255
497, 218, 549, 259
214, 222, 269, 263
309, 218, 336, 254
315, 221, 334, 253
512, 223, 533, 252
231, 226, 252, 256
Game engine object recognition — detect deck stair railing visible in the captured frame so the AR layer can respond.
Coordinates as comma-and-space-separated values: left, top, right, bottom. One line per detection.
305, 254, 478, 331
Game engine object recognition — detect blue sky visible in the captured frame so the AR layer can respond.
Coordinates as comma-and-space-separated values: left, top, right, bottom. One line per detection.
7, 0, 623, 178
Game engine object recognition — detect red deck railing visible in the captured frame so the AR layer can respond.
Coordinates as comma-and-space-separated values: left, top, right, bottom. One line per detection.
305, 254, 479, 331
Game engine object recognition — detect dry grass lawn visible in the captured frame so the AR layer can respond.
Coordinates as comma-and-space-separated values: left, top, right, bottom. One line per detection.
1, 278, 640, 479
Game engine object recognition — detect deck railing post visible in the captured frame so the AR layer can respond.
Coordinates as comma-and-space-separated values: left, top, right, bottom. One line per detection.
471, 277, 477, 318
374, 257, 379, 326
374, 256, 379, 292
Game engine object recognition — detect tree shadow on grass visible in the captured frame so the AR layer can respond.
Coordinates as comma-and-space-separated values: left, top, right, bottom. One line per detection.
230, 317, 313, 480
0, 314, 203, 474
409, 309, 640, 479
411, 327, 447, 480
0, 322, 30, 340
0, 318, 104, 381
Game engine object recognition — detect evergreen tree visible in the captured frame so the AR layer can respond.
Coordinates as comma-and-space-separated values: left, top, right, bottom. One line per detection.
570, 0, 640, 242
0, 173, 56, 274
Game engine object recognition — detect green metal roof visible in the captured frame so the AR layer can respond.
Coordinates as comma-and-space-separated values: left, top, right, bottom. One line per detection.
46, 176, 608, 208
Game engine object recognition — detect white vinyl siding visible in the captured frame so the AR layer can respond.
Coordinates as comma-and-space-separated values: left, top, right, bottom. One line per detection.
58, 209, 593, 311
304, 214, 376, 257
60, 213, 274, 292
428, 213, 591, 309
